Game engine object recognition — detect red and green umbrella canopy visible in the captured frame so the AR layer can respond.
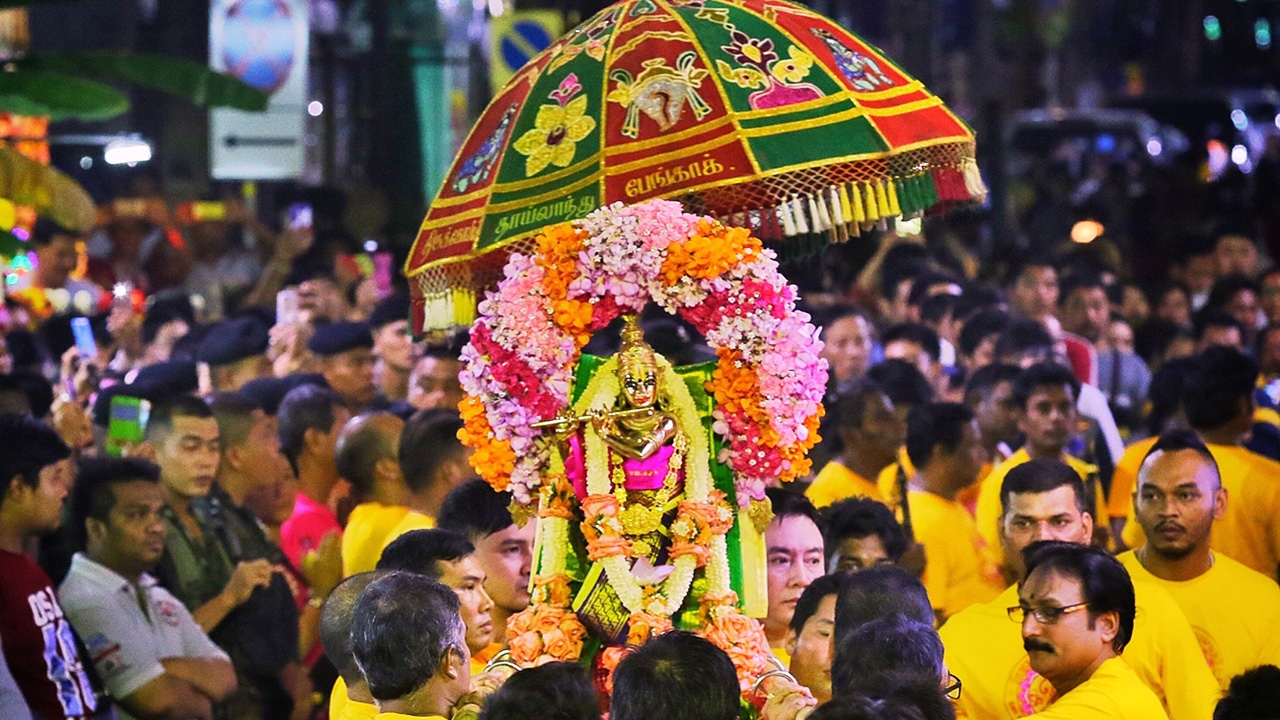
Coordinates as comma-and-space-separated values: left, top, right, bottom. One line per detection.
406, 0, 985, 332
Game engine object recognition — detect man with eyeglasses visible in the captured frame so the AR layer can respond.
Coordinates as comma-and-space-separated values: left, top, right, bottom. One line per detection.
1011, 541, 1166, 718
1120, 429, 1280, 689
940, 459, 1217, 720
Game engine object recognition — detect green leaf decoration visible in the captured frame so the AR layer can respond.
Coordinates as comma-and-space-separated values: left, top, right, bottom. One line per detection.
15, 51, 270, 111
0, 70, 129, 120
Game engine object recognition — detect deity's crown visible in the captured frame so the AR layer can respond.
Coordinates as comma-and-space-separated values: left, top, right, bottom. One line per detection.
618, 314, 657, 372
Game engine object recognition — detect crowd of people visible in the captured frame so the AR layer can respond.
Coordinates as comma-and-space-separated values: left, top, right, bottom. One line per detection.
2, 191, 1280, 720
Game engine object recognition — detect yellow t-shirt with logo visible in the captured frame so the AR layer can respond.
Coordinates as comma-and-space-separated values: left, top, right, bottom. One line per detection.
909, 489, 1003, 619
939, 582, 1217, 720
377, 510, 436, 557
375, 714, 446, 720
974, 449, 1107, 568
1107, 436, 1157, 520
342, 502, 412, 576
1122, 443, 1280, 577
805, 461, 884, 508
1028, 656, 1169, 719
1119, 550, 1280, 688
330, 677, 378, 720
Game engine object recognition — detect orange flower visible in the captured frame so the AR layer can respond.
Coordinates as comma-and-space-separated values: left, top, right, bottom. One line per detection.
658, 219, 764, 286
532, 607, 562, 633
457, 396, 515, 490
532, 574, 574, 607
626, 612, 673, 646
535, 223, 585, 303
552, 298, 594, 346
586, 535, 633, 562
699, 609, 772, 692
559, 614, 588, 642
668, 541, 710, 567
508, 627, 543, 665
538, 474, 577, 519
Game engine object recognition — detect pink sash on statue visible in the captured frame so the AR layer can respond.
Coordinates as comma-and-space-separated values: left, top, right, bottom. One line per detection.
564, 434, 677, 498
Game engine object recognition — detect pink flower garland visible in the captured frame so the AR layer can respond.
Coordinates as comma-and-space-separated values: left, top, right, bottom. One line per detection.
459, 199, 827, 507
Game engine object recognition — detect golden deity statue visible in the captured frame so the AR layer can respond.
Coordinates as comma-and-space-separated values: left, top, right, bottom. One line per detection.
589, 315, 678, 460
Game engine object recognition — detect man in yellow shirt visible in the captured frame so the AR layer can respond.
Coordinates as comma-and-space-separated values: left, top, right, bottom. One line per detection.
336, 413, 411, 576
867, 358, 935, 509
902, 402, 1004, 620
974, 363, 1108, 572
377, 410, 474, 555
1104, 357, 1196, 545
350, 573, 471, 720
1120, 429, 1280, 687
1014, 542, 1168, 719
966, 363, 1022, 469
940, 459, 1218, 720
822, 497, 908, 574
806, 378, 904, 507
1122, 346, 1280, 578
319, 571, 387, 720
376, 529, 496, 675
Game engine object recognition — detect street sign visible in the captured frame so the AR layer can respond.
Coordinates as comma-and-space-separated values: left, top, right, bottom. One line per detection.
489, 11, 563, 92
209, 0, 309, 180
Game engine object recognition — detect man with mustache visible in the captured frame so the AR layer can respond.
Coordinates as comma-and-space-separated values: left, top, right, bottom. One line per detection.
1013, 541, 1166, 718
1120, 429, 1280, 689
940, 459, 1217, 720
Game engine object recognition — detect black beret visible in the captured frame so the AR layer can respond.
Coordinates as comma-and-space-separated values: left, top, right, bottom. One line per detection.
197, 317, 270, 366
307, 321, 373, 357
239, 373, 327, 416
141, 293, 195, 344
368, 292, 411, 330
129, 360, 200, 400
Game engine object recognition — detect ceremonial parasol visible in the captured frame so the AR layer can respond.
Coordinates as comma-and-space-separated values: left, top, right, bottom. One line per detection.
405, 0, 986, 332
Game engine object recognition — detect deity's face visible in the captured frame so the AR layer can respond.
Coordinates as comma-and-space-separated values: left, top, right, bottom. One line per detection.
620, 356, 658, 408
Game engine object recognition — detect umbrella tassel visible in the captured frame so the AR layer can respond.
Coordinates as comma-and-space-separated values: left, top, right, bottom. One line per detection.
829, 186, 848, 243
874, 179, 891, 220
847, 183, 864, 225
886, 178, 902, 218
838, 184, 855, 232
812, 192, 834, 242
778, 198, 798, 237
792, 196, 811, 235
862, 182, 878, 223
762, 206, 780, 240
806, 194, 822, 233
962, 158, 988, 202
899, 174, 920, 216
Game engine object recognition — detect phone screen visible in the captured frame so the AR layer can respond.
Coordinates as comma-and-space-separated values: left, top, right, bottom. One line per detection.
276, 288, 300, 325
288, 203, 313, 231
70, 317, 96, 358
106, 396, 150, 457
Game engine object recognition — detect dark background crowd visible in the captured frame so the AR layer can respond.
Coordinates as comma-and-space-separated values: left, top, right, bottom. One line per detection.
3, 173, 1280, 720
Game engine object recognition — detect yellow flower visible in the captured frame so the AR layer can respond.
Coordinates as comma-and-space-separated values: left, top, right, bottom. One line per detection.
771, 45, 814, 84
512, 95, 596, 177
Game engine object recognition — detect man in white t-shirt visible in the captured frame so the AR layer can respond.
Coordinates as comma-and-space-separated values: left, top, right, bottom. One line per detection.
59, 457, 235, 720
